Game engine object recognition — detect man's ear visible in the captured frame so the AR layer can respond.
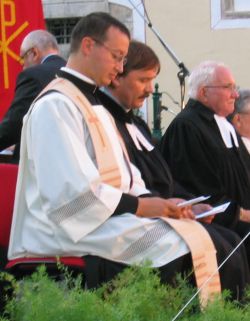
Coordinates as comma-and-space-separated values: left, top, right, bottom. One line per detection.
200, 86, 207, 98
197, 86, 207, 103
32, 47, 39, 58
231, 113, 241, 128
80, 37, 94, 55
32, 47, 43, 65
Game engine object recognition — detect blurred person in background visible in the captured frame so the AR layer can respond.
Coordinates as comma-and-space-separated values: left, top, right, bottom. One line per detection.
0, 29, 66, 162
229, 89, 250, 154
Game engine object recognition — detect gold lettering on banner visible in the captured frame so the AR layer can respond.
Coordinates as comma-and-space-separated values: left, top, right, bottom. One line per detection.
0, 0, 29, 89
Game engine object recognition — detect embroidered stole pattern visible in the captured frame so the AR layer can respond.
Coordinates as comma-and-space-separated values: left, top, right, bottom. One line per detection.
163, 218, 221, 306
39, 77, 122, 188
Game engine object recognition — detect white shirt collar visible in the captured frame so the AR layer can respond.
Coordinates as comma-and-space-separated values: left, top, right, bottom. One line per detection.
60, 67, 96, 85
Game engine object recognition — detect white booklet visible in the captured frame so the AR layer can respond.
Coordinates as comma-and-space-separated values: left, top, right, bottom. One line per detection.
195, 202, 231, 219
177, 196, 211, 207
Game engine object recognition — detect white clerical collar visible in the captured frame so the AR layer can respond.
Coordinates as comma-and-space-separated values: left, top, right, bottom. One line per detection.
60, 67, 96, 85
126, 123, 154, 151
214, 114, 239, 148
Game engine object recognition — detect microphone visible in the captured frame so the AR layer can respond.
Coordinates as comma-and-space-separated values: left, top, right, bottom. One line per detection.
160, 105, 177, 116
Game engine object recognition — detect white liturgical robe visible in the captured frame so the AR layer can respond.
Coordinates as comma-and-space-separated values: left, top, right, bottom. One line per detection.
8, 72, 189, 267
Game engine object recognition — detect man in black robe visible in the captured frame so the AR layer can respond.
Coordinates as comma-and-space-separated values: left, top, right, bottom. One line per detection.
98, 41, 250, 299
160, 61, 250, 261
0, 30, 66, 163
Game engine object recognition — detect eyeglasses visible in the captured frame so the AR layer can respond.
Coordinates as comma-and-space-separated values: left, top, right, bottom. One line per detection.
204, 84, 239, 93
92, 38, 127, 66
19, 47, 34, 64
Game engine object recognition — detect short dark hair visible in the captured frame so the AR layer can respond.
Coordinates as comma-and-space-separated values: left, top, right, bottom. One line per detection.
120, 40, 160, 76
70, 12, 130, 53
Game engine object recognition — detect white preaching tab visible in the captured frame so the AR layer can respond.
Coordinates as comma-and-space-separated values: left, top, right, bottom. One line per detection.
178, 196, 211, 207
196, 202, 231, 219
214, 115, 239, 148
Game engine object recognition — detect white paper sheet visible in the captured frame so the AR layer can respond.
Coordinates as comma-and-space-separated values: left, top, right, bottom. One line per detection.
178, 196, 210, 207
195, 202, 231, 219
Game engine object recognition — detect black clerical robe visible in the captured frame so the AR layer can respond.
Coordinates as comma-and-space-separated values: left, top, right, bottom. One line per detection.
160, 98, 250, 252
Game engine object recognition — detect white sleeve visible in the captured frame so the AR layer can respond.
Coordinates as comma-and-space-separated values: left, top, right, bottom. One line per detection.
27, 92, 122, 242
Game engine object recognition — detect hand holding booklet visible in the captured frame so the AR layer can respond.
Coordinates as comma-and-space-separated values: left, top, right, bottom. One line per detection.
195, 202, 231, 219
177, 195, 231, 219
178, 195, 211, 207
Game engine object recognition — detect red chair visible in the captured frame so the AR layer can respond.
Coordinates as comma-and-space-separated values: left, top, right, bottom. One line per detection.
0, 163, 85, 278
0, 163, 18, 269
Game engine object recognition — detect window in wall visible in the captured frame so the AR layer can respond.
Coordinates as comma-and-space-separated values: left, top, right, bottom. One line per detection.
211, 0, 250, 29
46, 18, 80, 44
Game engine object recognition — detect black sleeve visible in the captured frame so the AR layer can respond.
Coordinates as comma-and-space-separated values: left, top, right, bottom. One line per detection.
112, 193, 139, 216
0, 70, 42, 151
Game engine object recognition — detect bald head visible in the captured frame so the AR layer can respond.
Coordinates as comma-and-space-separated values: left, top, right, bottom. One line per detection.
20, 30, 59, 69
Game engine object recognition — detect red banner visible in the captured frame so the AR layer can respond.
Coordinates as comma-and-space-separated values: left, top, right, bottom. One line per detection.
0, 0, 45, 120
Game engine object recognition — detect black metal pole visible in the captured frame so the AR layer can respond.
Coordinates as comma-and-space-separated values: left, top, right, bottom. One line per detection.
152, 83, 162, 140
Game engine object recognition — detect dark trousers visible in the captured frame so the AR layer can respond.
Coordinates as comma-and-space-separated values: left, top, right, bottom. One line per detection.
84, 223, 250, 302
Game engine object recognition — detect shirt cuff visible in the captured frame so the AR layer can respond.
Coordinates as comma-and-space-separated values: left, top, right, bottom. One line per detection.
113, 193, 138, 216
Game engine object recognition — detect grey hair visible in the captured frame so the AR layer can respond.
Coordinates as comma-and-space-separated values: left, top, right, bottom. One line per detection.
188, 60, 226, 99
21, 29, 59, 52
234, 89, 250, 113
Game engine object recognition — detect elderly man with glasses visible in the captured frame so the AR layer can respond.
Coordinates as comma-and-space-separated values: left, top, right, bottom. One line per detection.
160, 61, 250, 263
0, 30, 65, 162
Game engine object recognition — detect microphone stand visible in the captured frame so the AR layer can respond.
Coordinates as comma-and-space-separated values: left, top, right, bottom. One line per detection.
129, 0, 189, 109
161, 105, 177, 116
152, 83, 177, 140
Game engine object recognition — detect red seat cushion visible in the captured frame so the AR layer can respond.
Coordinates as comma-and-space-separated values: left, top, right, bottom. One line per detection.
0, 163, 18, 248
6, 256, 85, 269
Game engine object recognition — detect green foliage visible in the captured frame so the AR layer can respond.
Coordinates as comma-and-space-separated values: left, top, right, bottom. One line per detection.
195, 295, 250, 321
97, 264, 199, 321
0, 264, 249, 321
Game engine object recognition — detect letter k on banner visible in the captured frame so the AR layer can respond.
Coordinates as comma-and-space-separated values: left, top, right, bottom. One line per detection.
0, 0, 45, 120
